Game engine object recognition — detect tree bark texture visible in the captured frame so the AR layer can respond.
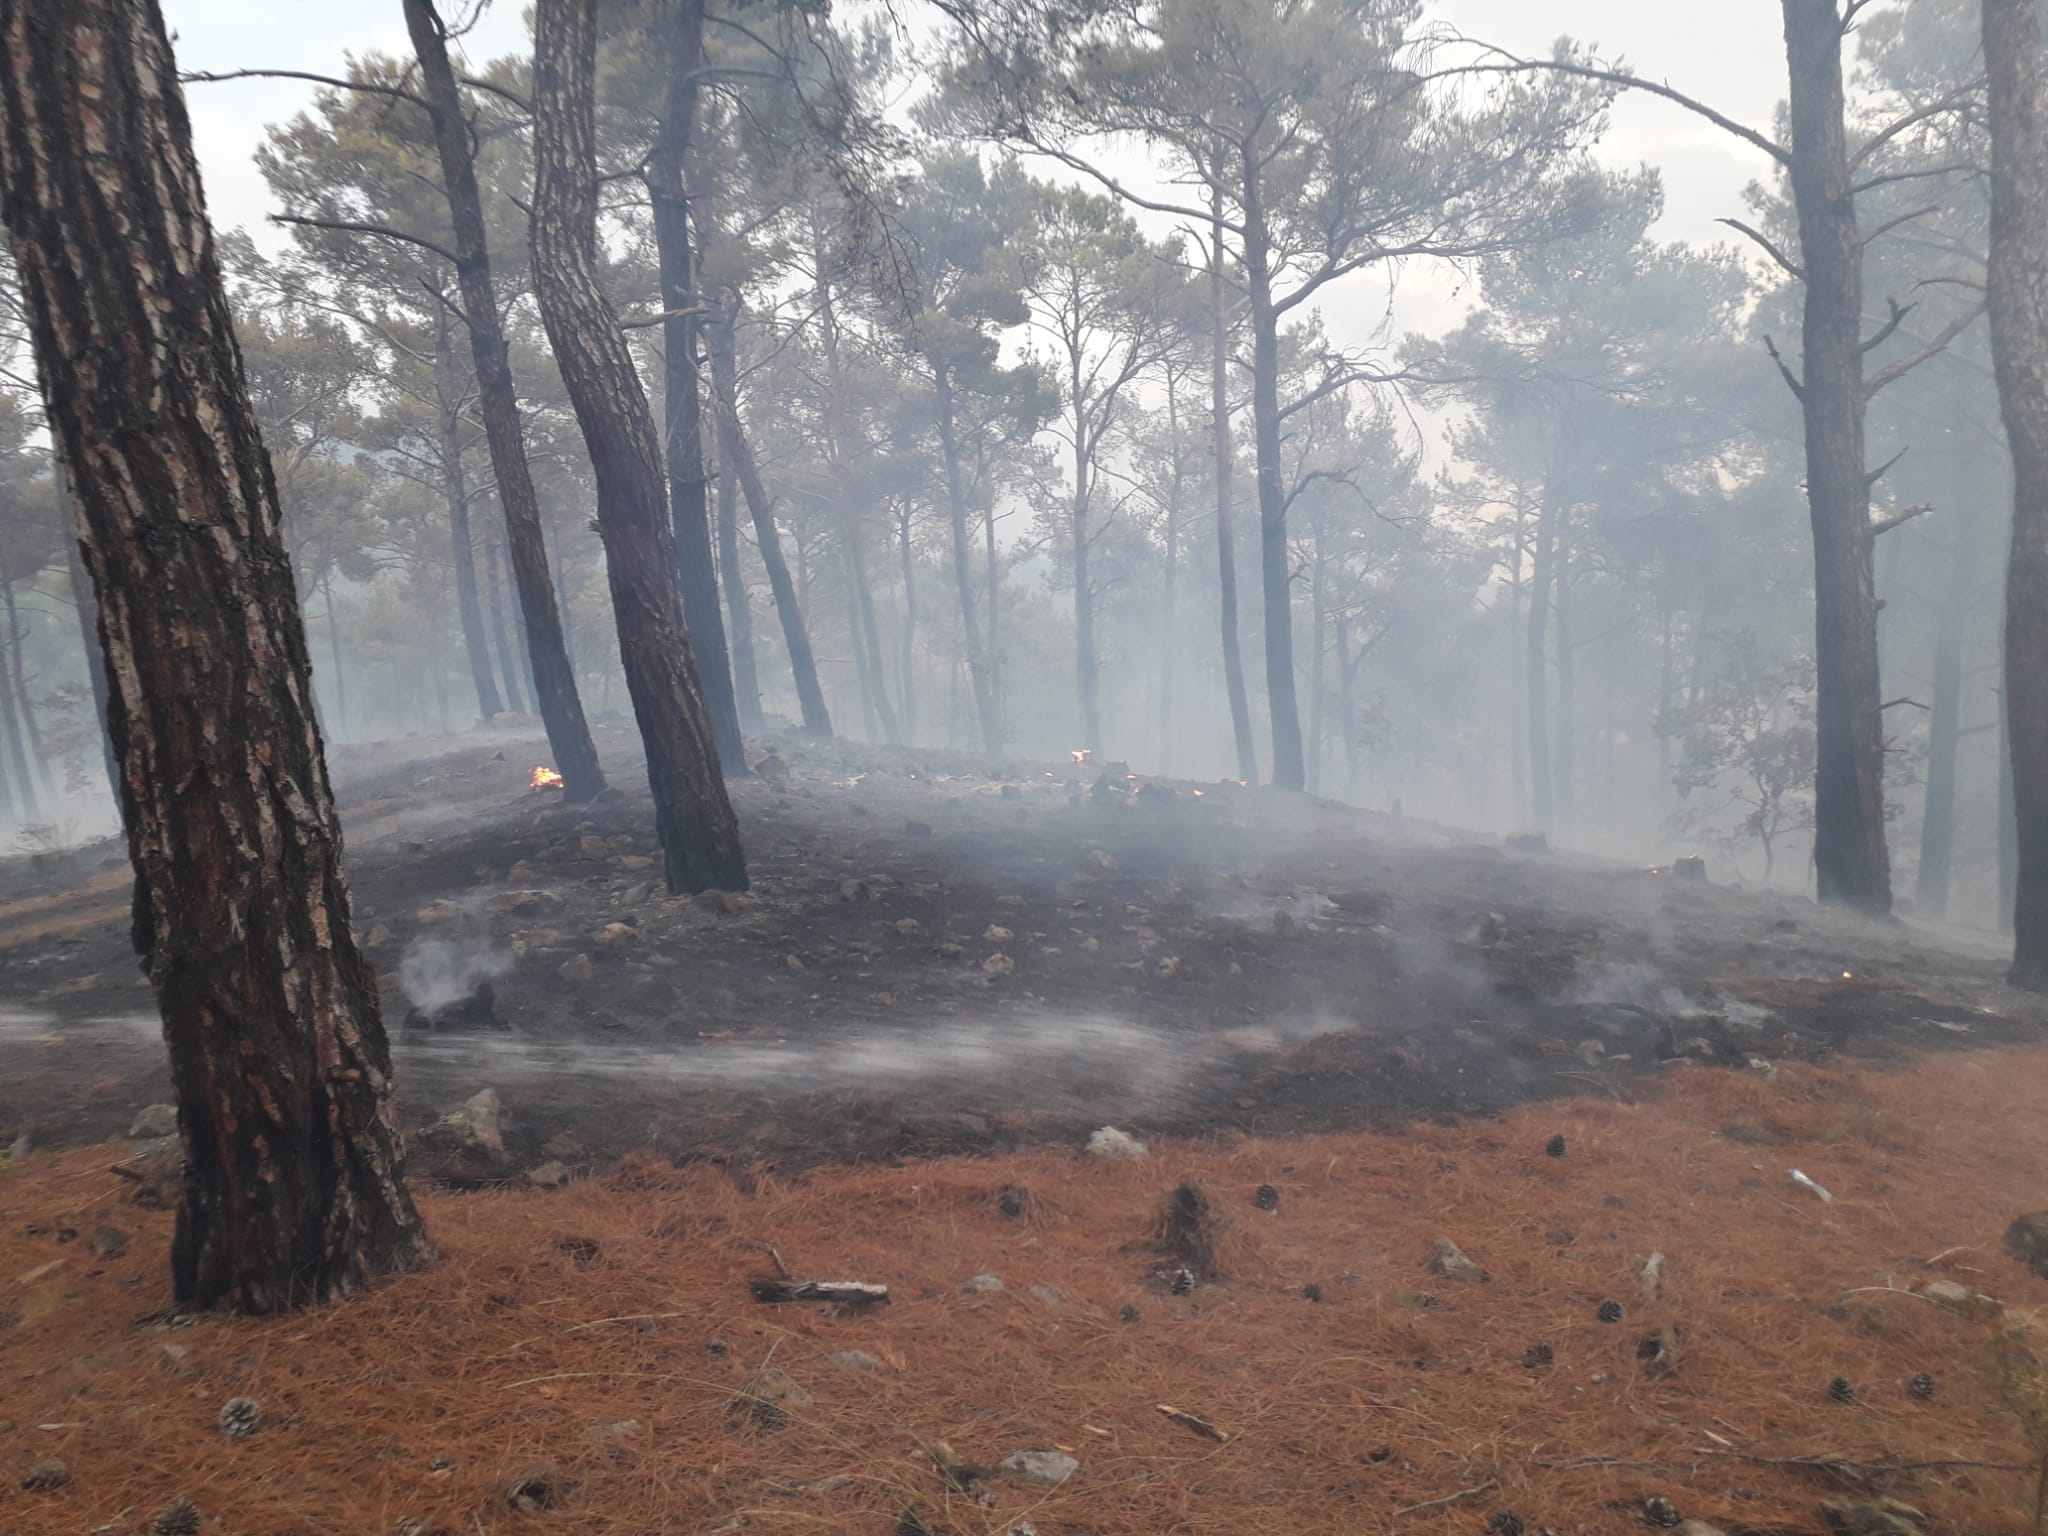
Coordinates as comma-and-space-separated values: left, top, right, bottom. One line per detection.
0, 0, 431, 1310
528, 0, 745, 893
647, 0, 745, 771
483, 519, 527, 714
1783, 0, 1892, 911
1914, 483, 1971, 920
1985, 0, 2048, 986
401, 0, 604, 799
712, 394, 761, 728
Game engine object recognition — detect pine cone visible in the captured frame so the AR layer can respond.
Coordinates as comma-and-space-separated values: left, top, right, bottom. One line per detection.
146, 1498, 200, 1536
1169, 1266, 1194, 1295
1253, 1183, 1280, 1212
218, 1396, 263, 1438
1545, 1134, 1567, 1158
1828, 1376, 1857, 1404
1597, 1299, 1624, 1324
1907, 1372, 1938, 1401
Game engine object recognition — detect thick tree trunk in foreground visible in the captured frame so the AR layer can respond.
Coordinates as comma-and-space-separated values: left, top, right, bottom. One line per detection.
647, 0, 744, 771
712, 298, 830, 738
401, 0, 604, 799
0, 0, 430, 1310
1209, 197, 1257, 784
59, 472, 121, 810
933, 361, 1004, 753
529, 0, 745, 893
483, 521, 527, 715
432, 307, 503, 722
1783, 0, 1891, 911
1985, 0, 2048, 987
1074, 432, 1103, 758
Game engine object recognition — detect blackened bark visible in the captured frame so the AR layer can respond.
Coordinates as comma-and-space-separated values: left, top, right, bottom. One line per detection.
1073, 420, 1102, 757
1209, 190, 1257, 784
400, 0, 603, 800
933, 361, 1003, 752
0, 0, 431, 1310
1985, 0, 2048, 986
712, 297, 830, 737
1159, 379, 1183, 774
529, 0, 744, 893
713, 406, 761, 729
432, 305, 503, 721
897, 503, 920, 741
1554, 515, 1577, 836
1783, 0, 1891, 911
1242, 143, 1305, 792
0, 604, 38, 818
647, 0, 744, 771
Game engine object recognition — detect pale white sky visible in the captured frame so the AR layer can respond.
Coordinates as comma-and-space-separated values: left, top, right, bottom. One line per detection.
168, 0, 1788, 272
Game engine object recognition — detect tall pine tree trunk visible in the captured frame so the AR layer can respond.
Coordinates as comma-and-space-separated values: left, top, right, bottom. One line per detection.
933, 361, 1003, 752
711, 297, 830, 737
401, 0, 603, 799
1073, 416, 1103, 758
1210, 190, 1257, 783
483, 520, 526, 714
1241, 147, 1305, 791
647, 0, 744, 770
433, 307, 503, 722
0, 0, 430, 1310
528, 0, 745, 894
712, 404, 761, 729
1526, 480, 1559, 832
1984, 0, 2048, 986
1915, 479, 1972, 920
898, 505, 920, 742
1783, 0, 1892, 911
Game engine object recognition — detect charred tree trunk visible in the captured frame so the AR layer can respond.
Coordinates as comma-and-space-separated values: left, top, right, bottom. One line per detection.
1159, 379, 1183, 775
712, 404, 761, 729
528, 0, 745, 893
400, 0, 603, 798
1, 579, 50, 795
1307, 501, 1327, 796
647, 0, 743, 771
1554, 517, 1576, 838
933, 361, 1003, 753
1073, 418, 1103, 758
898, 504, 920, 742
1985, 0, 2048, 986
1241, 147, 1305, 791
0, 605, 39, 819
0, 0, 431, 1309
712, 297, 830, 738
60, 475, 121, 807
1210, 189, 1257, 784
432, 308, 503, 722
1783, 0, 1892, 911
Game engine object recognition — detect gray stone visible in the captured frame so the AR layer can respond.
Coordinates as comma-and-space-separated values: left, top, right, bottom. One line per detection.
581, 1419, 643, 1441
997, 1450, 1079, 1489
1024, 1283, 1067, 1309
90, 1226, 128, 1260
962, 1273, 1006, 1295
526, 1161, 570, 1190
1820, 1500, 1927, 1536
158, 1342, 196, 1375
21, 1459, 71, 1491
1428, 1237, 1487, 1283
826, 1349, 884, 1373
128, 1104, 177, 1140
744, 1367, 813, 1408
422, 1088, 506, 1164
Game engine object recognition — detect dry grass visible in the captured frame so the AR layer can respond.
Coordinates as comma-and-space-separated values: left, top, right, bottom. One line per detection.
7, 1046, 2048, 1534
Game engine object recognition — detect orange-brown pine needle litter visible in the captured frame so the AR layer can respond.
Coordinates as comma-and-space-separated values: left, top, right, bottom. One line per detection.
7, 1046, 2048, 1535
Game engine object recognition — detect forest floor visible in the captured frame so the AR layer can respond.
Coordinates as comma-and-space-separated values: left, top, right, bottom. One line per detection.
4, 726, 2048, 1533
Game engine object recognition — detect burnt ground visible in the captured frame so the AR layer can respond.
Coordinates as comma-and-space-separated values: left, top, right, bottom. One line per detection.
0, 723, 2041, 1176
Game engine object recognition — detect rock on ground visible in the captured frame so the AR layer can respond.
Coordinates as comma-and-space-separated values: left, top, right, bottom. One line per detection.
1428, 1237, 1487, 1283
997, 1450, 1079, 1488
1086, 1126, 1148, 1160
128, 1104, 177, 1139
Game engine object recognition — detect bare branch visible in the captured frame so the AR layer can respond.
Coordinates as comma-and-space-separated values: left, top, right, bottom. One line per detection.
1851, 79, 1985, 172
1762, 334, 1805, 401
1851, 162, 1977, 196
1860, 297, 1915, 355
1865, 445, 1909, 487
1860, 204, 1941, 249
1870, 503, 1932, 538
617, 304, 713, 331
1863, 299, 1987, 399
182, 66, 425, 105
1719, 217, 1805, 281
270, 213, 459, 268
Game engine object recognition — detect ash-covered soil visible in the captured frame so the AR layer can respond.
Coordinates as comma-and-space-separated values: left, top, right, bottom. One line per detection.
0, 724, 2040, 1176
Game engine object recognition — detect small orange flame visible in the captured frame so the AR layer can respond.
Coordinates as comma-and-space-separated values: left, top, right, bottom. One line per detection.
531, 766, 565, 790
1071, 748, 1093, 764
1842, 970, 1854, 981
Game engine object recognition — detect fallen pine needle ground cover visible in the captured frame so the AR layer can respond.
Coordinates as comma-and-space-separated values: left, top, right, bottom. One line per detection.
6, 1045, 2048, 1534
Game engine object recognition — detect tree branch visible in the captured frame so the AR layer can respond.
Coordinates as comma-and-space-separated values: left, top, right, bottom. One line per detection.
1719, 217, 1804, 281
270, 214, 459, 267
1870, 503, 1932, 537
1865, 445, 1908, 487
1762, 334, 1805, 401
1860, 204, 1941, 249
1863, 299, 1987, 399
1851, 80, 1985, 172
1860, 297, 1915, 355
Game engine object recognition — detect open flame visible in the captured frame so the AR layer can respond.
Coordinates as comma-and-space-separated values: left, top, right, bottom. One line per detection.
530, 765, 565, 791
1071, 748, 1093, 764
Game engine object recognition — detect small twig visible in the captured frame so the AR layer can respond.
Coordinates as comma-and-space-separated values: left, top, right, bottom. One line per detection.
1155, 1404, 1227, 1443
1393, 1478, 1498, 1517
767, 1245, 793, 1281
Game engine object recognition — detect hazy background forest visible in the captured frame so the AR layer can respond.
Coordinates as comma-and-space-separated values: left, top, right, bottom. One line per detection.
0, 0, 2010, 922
